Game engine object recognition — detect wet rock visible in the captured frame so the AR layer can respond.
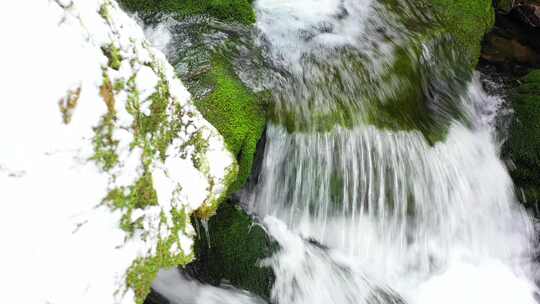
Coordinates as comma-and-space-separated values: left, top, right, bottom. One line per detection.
187, 201, 277, 300
496, 0, 540, 27
143, 289, 170, 304
482, 32, 539, 67
483, 1, 540, 71
516, 1, 540, 27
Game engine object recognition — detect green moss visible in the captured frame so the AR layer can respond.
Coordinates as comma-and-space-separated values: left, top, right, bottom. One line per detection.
102, 44, 123, 70
506, 70, 540, 207
132, 171, 159, 208
58, 87, 81, 125
195, 55, 266, 192
99, 2, 111, 21
102, 170, 194, 302
381, 0, 493, 68
371, 38, 470, 144
126, 71, 185, 165
90, 43, 240, 303
91, 84, 120, 172
194, 162, 239, 220
271, 40, 459, 144
190, 201, 275, 300
91, 111, 119, 171
430, 0, 494, 67
184, 130, 210, 172
367, 45, 440, 142
127, 209, 193, 304
113, 79, 126, 93
118, 0, 255, 25
367, 0, 494, 139
103, 171, 159, 234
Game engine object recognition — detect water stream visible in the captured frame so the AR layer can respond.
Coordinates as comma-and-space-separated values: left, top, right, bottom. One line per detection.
150, 0, 539, 303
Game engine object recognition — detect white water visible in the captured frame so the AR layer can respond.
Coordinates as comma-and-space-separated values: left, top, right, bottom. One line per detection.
153, 0, 539, 303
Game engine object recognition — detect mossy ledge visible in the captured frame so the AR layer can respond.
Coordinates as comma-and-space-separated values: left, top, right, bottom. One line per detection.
118, 0, 256, 25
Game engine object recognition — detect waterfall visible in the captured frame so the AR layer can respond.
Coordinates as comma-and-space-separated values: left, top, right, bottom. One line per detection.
153, 0, 539, 303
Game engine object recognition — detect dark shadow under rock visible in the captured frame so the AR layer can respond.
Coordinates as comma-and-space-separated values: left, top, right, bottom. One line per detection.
482, 2, 540, 73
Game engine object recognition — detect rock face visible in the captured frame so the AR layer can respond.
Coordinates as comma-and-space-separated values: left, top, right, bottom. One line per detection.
0, 1, 236, 303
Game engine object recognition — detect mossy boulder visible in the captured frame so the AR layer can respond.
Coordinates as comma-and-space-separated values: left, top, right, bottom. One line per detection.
119, 0, 256, 24
505, 70, 540, 213
188, 201, 276, 300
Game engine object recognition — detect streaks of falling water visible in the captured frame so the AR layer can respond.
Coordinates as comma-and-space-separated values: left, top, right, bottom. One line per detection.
244, 0, 539, 303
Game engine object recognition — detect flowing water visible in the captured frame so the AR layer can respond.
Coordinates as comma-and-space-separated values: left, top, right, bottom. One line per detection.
150, 0, 539, 303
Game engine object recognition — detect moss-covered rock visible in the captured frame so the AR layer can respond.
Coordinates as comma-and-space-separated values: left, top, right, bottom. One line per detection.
195, 54, 266, 192
367, 39, 469, 144
375, 0, 494, 140
387, 0, 495, 66
188, 201, 276, 300
118, 0, 255, 24
505, 70, 540, 213
266, 0, 491, 143
430, 0, 495, 67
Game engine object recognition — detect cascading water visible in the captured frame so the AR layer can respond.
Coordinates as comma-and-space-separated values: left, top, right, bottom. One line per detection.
151, 0, 540, 303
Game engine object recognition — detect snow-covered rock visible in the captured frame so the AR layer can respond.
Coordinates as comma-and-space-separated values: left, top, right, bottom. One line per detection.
0, 1, 236, 303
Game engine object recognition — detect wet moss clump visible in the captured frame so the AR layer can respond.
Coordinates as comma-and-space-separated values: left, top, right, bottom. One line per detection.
118, 0, 256, 25
505, 70, 540, 211
195, 55, 266, 192
188, 201, 276, 300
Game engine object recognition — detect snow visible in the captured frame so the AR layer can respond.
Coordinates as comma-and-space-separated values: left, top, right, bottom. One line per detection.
136, 65, 160, 104
0, 1, 235, 303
